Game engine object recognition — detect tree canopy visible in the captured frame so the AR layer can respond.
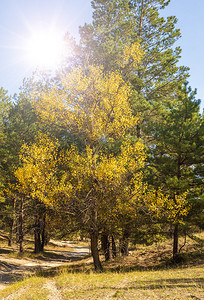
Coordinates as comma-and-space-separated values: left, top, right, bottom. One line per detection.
0, 0, 203, 269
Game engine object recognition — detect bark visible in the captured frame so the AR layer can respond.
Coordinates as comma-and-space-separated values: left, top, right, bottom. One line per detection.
101, 232, 110, 261
136, 0, 144, 140
8, 219, 14, 247
173, 223, 179, 258
34, 212, 47, 253
18, 198, 24, 253
111, 236, 117, 258
138, 0, 144, 38
8, 238, 12, 247
179, 231, 187, 253
120, 228, 130, 256
34, 215, 42, 253
40, 214, 46, 251
90, 232, 103, 272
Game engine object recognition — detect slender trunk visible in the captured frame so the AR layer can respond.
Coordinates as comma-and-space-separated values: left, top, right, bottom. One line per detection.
13, 198, 18, 244
34, 215, 41, 253
90, 232, 103, 272
8, 238, 12, 247
19, 198, 24, 253
111, 236, 117, 258
179, 231, 187, 253
121, 228, 130, 256
8, 198, 16, 247
138, 0, 144, 39
89, 197, 102, 271
173, 223, 179, 258
40, 214, 46, 252
136, 124, 141, 138
8, 219, 14, 247
101, 232, 110, 261
136, 0, 144, 139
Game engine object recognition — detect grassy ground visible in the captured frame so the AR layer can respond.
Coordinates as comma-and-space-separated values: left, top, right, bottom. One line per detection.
0, 263, 203, 299
0, 232, 203, 299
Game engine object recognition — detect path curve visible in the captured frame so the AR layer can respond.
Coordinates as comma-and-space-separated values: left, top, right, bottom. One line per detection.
0, 240, 90, 291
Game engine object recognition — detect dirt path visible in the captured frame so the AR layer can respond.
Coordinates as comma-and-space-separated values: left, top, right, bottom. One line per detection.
43, 280, 63, 300
0, 241, 90, 291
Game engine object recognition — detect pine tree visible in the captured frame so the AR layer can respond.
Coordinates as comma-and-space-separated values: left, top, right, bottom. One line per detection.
147, 82, 203, 257
79, 0, 188, 137
77, 0, 190, 255
0, 88, 13, 244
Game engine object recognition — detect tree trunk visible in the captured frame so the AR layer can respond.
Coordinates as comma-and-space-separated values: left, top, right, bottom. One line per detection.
173, 223, 179, 259
8, 238, 12, 247
121, 228, 130, 256
34, 215, 41, 253
18, 198, 24, 253
40, 214, 46, 252
111, 236, 117, 258
136, 124, 141, 138
90, 232, 103, 272
8, 218, 14, 247
101, 232, 110, 261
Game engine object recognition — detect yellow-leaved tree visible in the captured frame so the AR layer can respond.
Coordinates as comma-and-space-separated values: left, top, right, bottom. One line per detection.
14, 134, 59, 253
30, 64, 149, 270
15, 134, 59, 202
15, 135, 147, 270
15, 60, 190, 269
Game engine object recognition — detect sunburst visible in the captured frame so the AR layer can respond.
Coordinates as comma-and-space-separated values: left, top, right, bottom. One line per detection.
25, 27, 65, 69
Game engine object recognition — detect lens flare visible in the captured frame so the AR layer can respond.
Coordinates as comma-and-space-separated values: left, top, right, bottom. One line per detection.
26, 28, 65, 69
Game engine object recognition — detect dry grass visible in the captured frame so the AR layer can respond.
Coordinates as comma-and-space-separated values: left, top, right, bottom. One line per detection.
104, 231, 204, 272
56, 266, 204, 299
0, 231, 203, 299
0, 263, 203, 299
0, 276, 48, 300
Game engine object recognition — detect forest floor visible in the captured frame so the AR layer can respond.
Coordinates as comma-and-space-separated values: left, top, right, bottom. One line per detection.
0, 231, 203, 299
0, 234, 91, 291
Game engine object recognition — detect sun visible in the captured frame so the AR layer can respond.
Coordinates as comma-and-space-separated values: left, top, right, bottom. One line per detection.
26, 28, 65, 69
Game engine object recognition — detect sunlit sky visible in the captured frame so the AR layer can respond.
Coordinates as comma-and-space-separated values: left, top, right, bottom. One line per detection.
0, 0, 203, 110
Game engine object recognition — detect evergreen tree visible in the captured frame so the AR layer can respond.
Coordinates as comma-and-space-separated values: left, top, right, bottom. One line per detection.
0, 88, 13, 244
0, 88, 11, 185
79, 0, 188, 137
147, 82, 203, 257
77, 0, 190, 255
0, 91, 41, 248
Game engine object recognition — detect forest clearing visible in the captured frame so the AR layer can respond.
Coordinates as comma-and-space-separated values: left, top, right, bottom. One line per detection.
0, 231, 203, 299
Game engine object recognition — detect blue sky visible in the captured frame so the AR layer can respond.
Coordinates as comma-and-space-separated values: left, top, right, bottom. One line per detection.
0, 0, 203, 110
